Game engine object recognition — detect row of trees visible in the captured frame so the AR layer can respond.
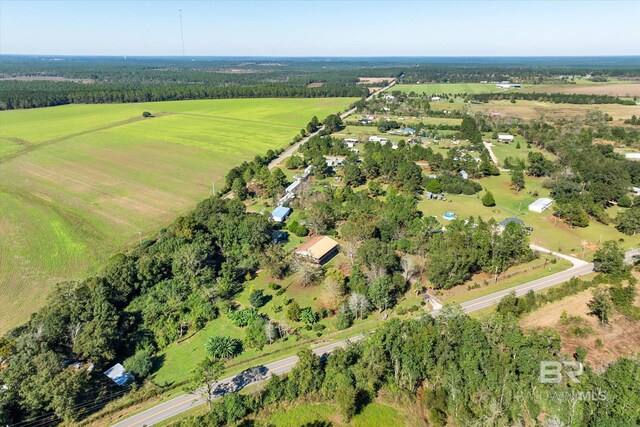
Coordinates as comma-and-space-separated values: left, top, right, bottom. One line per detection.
471, 91, 636, 105
0, 81, 368, 110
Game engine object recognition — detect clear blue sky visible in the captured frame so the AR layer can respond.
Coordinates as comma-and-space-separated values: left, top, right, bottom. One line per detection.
1, 0, 639, 56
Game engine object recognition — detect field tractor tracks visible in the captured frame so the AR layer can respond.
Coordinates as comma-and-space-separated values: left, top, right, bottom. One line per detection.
0, 114, 168, 163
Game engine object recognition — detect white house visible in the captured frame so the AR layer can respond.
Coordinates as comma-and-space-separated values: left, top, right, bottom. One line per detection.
498, 134, 515, 143
285, 180, 301, 194
459, 170, 469, 180
344, 138, 358, 148
625, 153, 640, 161
528, 198, 553, 213
271, 206, 292, 223
496, 83, 521, 89
325, 156, 345, 167
104, 363, 134, 386
431, 96, 441, 102
369, 136, 390, 144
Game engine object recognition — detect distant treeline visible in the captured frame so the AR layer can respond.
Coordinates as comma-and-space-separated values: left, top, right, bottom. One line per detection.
0, 82, 369, 110
470, 92, 637, 105
3, 56, 640, 109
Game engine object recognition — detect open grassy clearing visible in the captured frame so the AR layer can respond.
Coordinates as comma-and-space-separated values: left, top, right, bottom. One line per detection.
522, 82, 640, 97
521, 276, 640, 371
263, 402, 409, 427
486, 135, 556, 164
442, 257, 572, 304
417, 173, 640, 257
394, 83, 529, 95
468, 99, 640, 121
0, 97, 357, 333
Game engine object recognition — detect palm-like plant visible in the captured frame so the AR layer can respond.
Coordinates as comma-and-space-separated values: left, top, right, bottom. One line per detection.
300, 307, 318, 325
206, 335, 242, 360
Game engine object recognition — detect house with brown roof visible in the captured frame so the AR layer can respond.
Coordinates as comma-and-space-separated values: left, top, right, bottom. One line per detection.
294, 235, 339, 265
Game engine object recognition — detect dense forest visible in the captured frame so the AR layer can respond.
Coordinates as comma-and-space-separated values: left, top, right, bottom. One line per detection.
2, 56, 640, 109
0, 81, 369, 109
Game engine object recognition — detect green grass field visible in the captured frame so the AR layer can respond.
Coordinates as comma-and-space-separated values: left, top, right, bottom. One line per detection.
264, 402, 408, 427
0, 98, 357, 333
418, 173, 640, 258
486, 135, 556, 164
394, 83, 529, 95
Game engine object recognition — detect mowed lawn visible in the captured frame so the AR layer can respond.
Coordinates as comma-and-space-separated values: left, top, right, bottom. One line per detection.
264, 402, 409, 427
394, 83, 528, 95
0, 98, 356, 333
418, 173, 640, 258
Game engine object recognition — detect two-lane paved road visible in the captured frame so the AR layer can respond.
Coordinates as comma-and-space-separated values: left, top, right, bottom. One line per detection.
267, 80, 396, 170
111, 337, 363, 427
112, 245, 615, 427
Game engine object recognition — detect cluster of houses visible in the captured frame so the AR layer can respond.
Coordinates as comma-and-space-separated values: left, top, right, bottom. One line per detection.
359, 115, 376, 125
269, 205, 340, 265
277, 165, 312, 206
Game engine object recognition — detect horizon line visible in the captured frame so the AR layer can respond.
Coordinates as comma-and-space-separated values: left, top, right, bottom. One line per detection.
2, 54, 640, 59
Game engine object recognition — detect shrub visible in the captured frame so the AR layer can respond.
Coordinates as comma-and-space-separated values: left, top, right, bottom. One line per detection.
248, 289, 267, 308
336, 303, 354, 329
228, 308, 261, 327
206, 336, 242, 360
286, 301, 301, 322
288, 220, 308, 237
482, 191, 496, 207
575, 346, 588, 362
124, 347, 154, 379
268, 283, 281, 291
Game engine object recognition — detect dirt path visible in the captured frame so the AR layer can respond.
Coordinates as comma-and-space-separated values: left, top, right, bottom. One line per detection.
482, 140, 510, 172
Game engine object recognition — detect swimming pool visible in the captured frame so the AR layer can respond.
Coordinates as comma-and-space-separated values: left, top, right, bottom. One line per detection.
443, 212, 457, 220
